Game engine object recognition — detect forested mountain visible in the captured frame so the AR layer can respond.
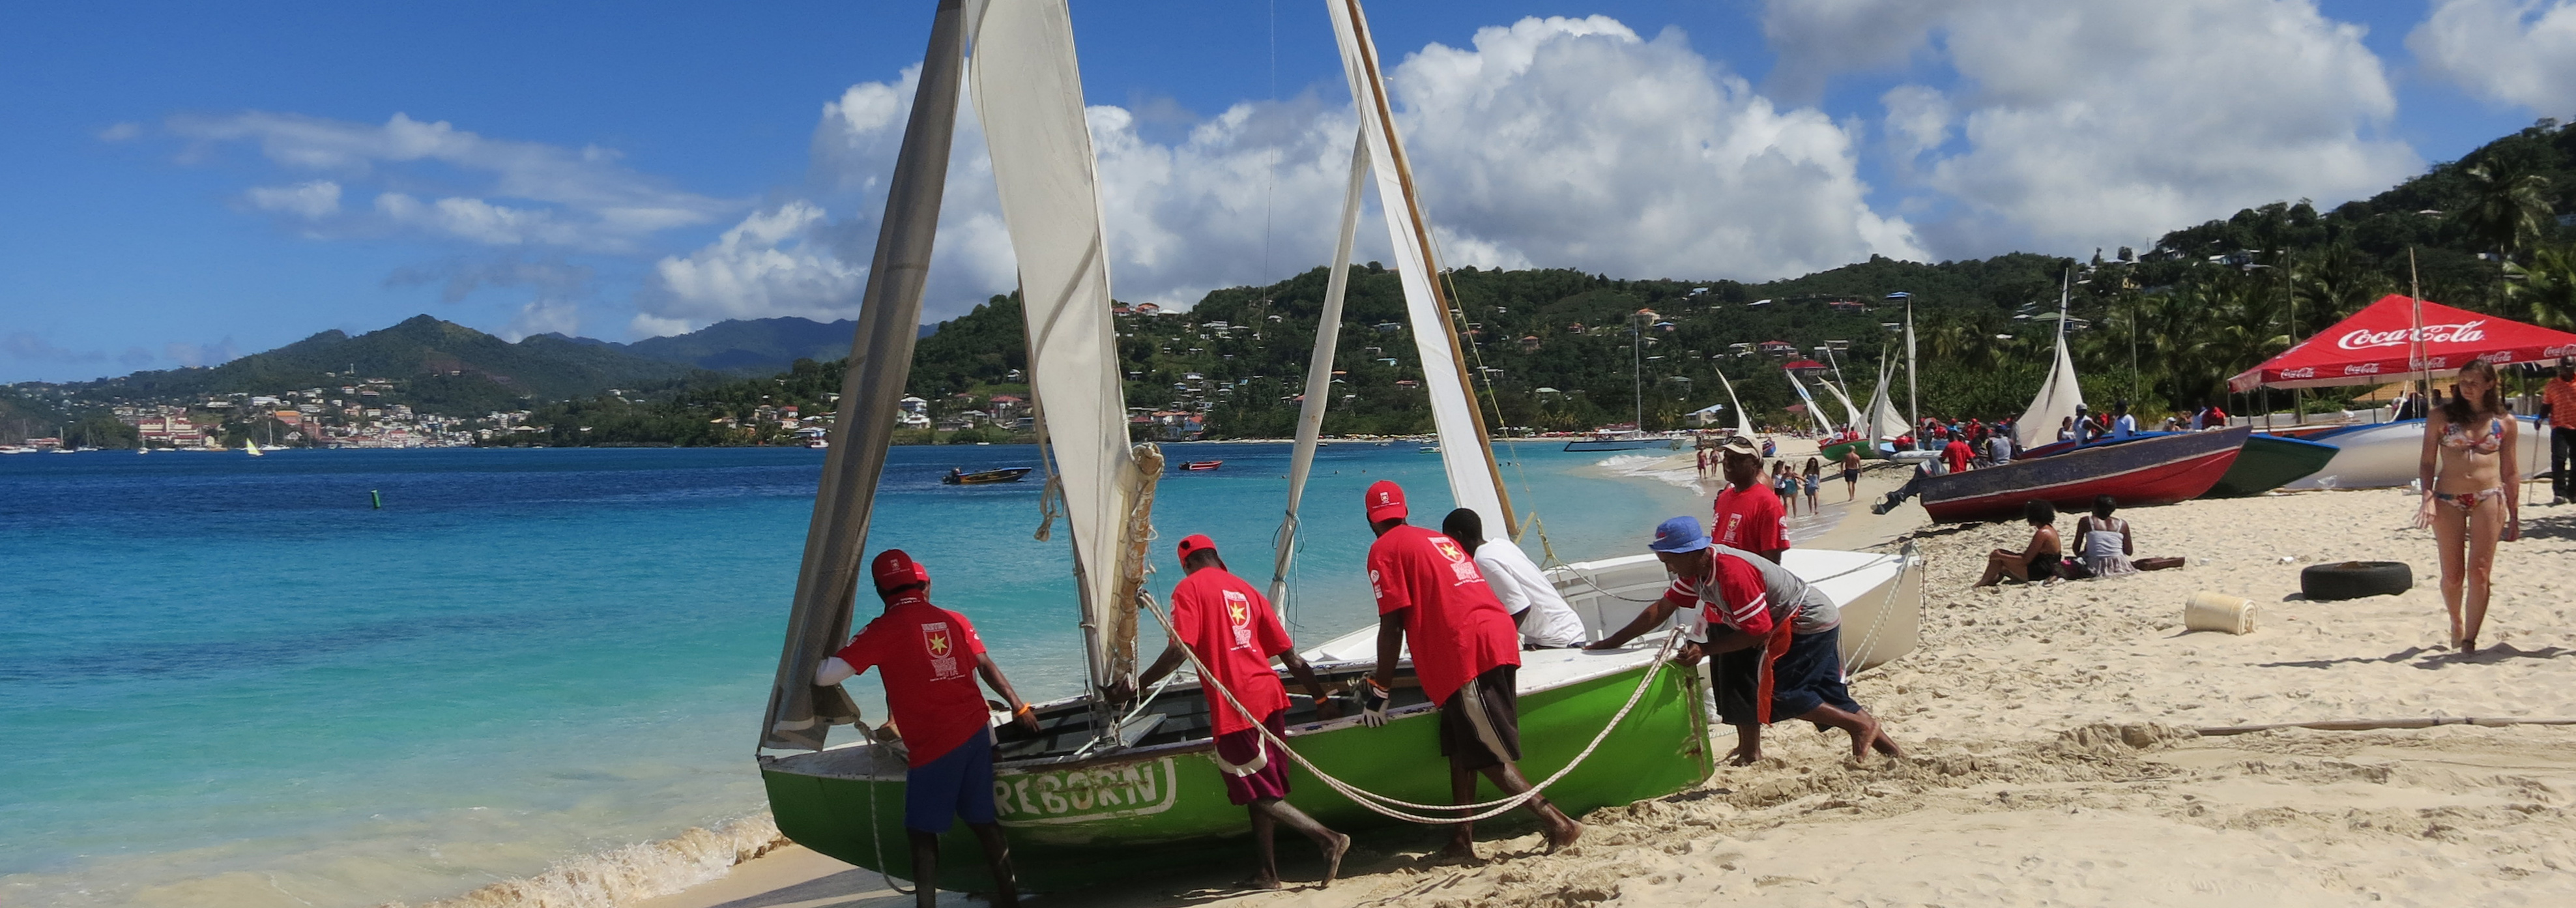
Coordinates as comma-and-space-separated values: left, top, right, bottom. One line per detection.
63, 315, 697, 415
27, 120, 2573, 446
547, 316, 863, 373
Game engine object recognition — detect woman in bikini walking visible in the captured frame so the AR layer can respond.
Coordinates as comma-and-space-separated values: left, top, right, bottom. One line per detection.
2416, 360, 2521, 652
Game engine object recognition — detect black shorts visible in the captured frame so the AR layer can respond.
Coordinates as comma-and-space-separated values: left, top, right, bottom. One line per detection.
1711, 628, 1859, 727
1438, 665, 1521, 770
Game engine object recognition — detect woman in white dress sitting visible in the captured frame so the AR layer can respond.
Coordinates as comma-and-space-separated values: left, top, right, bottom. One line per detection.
2075, 494, 2136, 579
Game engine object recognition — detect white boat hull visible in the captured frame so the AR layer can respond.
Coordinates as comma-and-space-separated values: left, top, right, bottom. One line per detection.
2283, 417, 2547, 491
1303, 546, 1921, 674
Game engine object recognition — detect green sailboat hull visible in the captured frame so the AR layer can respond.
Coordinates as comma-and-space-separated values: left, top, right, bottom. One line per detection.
2199, 433, 2336, 498
1821, 439, 1882, 461
761, 661, 1711, 893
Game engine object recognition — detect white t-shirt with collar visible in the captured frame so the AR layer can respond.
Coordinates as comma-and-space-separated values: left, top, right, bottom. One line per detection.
1471, 538, 1587, 649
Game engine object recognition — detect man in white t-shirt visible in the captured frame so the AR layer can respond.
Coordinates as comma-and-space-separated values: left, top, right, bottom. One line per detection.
1441, 508, 1587, 649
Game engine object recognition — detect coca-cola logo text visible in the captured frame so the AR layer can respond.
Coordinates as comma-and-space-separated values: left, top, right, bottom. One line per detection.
2337, 321, 2486, 351
2279, 367, 2316, 379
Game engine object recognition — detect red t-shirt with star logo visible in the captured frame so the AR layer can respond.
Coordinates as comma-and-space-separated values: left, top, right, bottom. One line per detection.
1367, 524, 1520, 705
833, 594, 991, 767
1711, 482, 1788, 553
1168, 566, 1294, 737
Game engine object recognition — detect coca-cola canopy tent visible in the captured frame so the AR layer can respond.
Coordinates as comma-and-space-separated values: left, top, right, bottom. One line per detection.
2227, 294, 2576, 392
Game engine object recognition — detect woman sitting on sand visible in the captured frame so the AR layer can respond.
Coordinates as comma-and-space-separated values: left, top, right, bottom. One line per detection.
2415, 360, 2521, 652
1975, 500, 2062, 587
2075, 495, 2136, 578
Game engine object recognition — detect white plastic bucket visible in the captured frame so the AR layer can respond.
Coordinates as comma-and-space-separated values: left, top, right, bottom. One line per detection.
2184, 591, 2257, 634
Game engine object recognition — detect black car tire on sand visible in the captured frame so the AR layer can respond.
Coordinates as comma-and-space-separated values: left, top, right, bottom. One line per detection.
2300, 561, 2413, 601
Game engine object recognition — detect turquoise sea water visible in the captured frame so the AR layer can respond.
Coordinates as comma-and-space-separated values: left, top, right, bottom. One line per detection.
0, 443, 1698, 908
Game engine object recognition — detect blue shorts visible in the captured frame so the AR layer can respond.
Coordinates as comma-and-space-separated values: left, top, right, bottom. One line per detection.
904, 727, 996, 833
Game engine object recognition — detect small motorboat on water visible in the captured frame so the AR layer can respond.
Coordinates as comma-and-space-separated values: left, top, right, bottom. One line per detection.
1176, 460, 1221, 471
941, 466, 1034, 485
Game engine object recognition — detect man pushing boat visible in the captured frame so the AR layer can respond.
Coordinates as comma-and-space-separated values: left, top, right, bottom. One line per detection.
813, 549, 1041, 908
1587, 518, 1902, 763
1359, 480, 1582, 858
1116, 534, 1351, 889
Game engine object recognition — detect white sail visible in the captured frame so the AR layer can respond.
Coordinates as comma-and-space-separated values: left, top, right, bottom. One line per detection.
1325, 0, 1509, 536
1271, 134, 1370, 604
1715, 369, 1755, 437
2014, 274, 2084, 450
1819, 378, 1866, 434
1784, 368, 1836, 435
969, 0, 1157, 689
1866, 357, 1908, 441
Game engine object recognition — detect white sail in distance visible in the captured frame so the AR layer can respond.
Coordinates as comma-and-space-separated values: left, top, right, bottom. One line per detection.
1715, 369, 1755, 437
1866, 357, 1908, 441
2014, 272, 2085, 450
1325, 0, 1510, 536
968, 0, 1158, 688
1784, 368, 1836, 435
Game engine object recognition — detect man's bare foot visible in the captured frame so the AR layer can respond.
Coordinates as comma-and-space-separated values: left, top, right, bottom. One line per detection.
1243, 875, 1284, 891
1543, 818, 1582, 853
1871, 728, 1903, 757
1438, 836, 1477, 862
1320, 832, 1350, 888
2462, 636, 2479, 654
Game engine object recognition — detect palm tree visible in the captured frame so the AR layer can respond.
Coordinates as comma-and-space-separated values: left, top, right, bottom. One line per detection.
2293, 243, 2390, 324
2457, 162, 2554, 261
2505, 241, 2576, 330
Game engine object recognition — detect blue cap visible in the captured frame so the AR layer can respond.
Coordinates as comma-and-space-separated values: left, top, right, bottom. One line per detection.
1649, 516, 1710, 553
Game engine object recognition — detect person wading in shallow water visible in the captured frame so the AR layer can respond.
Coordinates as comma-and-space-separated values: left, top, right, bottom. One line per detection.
1359, 480, 1581, 860
1588, 517, 1902, 763
1117, 535, 1348, 888
815, 549, 1041, 908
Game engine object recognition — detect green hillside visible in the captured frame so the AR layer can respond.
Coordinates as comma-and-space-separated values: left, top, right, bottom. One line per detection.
72, 315, 695, 415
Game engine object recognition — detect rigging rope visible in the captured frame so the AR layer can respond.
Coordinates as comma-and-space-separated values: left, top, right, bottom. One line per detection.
1131, 586, 1683, 824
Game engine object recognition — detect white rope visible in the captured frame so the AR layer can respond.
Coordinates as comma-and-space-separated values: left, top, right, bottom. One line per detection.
862, 727, 916, 896
1840, 541, 1917, 679
1131, 587, 1683, 825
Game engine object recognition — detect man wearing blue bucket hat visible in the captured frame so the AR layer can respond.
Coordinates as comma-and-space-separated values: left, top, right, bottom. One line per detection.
1587, 516, 1902, 763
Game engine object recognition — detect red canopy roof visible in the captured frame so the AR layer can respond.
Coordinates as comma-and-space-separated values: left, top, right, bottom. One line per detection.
2227, 294, 2576, 392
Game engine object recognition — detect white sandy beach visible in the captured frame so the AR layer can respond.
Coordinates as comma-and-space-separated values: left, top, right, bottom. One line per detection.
622, 443, 2576, 908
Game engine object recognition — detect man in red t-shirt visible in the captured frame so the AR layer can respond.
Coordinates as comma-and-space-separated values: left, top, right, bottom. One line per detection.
815, 549, 1041, 908
1359, 481, 1580, 858
1708, 434, 1788, 561
1125, 535, 1349, 888
1941, 435, 1974, 475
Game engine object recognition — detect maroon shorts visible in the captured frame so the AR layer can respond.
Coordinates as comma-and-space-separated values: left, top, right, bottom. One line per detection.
1214, 709, 1291, 805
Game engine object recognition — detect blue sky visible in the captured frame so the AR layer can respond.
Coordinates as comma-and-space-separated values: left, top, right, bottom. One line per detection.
3, 1, 2569, 383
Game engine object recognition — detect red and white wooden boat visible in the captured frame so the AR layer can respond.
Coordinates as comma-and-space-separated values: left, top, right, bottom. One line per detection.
1917, 427, 2250, 523
1177, 460, 1222, 471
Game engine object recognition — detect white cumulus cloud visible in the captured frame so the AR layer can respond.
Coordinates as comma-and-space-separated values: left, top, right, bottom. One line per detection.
638, 201, 867, 334
1767, 0, 2422, 258
665, 15, 1922, 331
2410, 0, 2576, 115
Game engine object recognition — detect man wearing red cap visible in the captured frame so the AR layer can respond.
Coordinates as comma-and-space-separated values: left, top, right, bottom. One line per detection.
1122, 535, 1349, 888
814, 549, 1041, 908
1359, 480, 1581, 858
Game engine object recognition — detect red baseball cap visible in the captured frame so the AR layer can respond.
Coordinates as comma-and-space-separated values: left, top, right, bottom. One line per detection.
1176, 533, 1219, 561
871, 549, 930, 596
1364, 480, 1408, 523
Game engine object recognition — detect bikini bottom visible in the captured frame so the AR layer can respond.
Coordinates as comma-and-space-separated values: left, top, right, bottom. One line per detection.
2435, 487, 2506, 510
